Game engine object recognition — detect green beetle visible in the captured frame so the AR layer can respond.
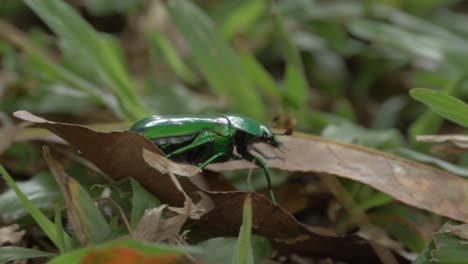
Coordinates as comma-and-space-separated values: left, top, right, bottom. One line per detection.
130, 115, 288, 206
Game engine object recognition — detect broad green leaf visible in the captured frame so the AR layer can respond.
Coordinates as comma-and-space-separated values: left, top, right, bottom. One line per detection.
199, 236, 272, 264
0, 164, 70, 247
408, 74, 468, 150
0, 172, 62, 222
167, 0, 265, 121
220, 0, 266, 39
43, 147, 111, 244
0, 246, 55, 263
232, 194, 254, 264
413, 223, 468, 264
357, 192, 394, 211
66, 180, 111, 244
50, 239, 198, 264
371, 205, 428, 253
410, 88, 468, 127
147, 32, 196, 84
23, 0, 149, 120
130, 179, 160, 229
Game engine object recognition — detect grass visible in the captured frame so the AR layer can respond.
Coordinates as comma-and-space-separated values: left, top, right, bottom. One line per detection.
1, 0, 467, 263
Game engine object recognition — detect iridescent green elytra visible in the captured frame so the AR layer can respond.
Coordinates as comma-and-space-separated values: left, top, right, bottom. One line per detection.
130, 115, 284, 206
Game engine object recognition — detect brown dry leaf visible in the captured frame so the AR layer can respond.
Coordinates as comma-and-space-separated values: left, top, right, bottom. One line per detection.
443, 223, 468, 240
0, 224, 25, 245
208, 134, 468, 223
14, 111, 398, 262
417, 134, 468, 149
133, 150, 213, 243
42, 146, 88, 244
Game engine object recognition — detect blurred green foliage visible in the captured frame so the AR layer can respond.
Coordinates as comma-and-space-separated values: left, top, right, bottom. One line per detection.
1, 0, 468, 263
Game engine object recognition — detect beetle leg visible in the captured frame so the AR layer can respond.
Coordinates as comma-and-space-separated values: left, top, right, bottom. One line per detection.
198, 152, 227, 169
251, 146, 284, 161
165, 131, 214, 158
240, 152, 278, 207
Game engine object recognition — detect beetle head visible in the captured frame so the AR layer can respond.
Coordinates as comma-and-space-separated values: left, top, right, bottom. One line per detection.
260, 125, 282, 147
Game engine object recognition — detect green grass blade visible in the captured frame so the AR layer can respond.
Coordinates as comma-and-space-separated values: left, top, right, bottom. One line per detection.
237, 51, 282, 104
409, 74, 468, 150
130, 179, 160, 229
23, 0, 149, 120
167, 0, 265, 121
232, 194, 254, 264
0, 164, 70, 248
221, 0, 267, 40
147, 32, 197, 84
0, 247, 55, 263
410, 88, 468, 127
271, 1, 308, 111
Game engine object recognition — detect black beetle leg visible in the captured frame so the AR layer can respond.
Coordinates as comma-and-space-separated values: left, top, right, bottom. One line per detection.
241, 151, 278, 207
199, 152, 226, 169
251, 146, 284, 161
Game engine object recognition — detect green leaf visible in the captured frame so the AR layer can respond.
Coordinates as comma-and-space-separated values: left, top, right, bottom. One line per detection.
410, 88, 468, 127
167, 0, 265, 121
232, 194, 254, 264
68, 179, 112, 244
271, 2, 308, 111
0, 172, 62, 222
237, 51, 282, 104
49, 239, 198, 264
0, 165, 70, 248
220, 0, 266, 39
130, 179, 160, 229
0, 246, 55, 263
147, 32, 196, 84
22, 0, 149, 120
199, 235, 271, 264
413, 223, 468, 264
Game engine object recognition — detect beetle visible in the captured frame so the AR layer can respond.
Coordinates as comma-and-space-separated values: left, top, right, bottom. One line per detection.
130, 114, 289, 206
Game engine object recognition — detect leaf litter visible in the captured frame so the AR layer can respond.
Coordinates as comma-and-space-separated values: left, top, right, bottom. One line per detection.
13, 110, 468, 262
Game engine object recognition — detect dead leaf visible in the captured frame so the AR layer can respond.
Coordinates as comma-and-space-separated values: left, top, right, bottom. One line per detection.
208, 134, 468, 223
14, 111, 394, 262
43, 146, 88, 244
443, 223, 468, 240
133, 150, 213, 243
0, 224, 25, 245
417, 134, 468, 149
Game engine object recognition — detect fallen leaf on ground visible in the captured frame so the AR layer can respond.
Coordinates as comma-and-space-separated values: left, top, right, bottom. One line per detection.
14, 110, 423, 262
208, 134, 468, 223
0, 224, 25, 245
